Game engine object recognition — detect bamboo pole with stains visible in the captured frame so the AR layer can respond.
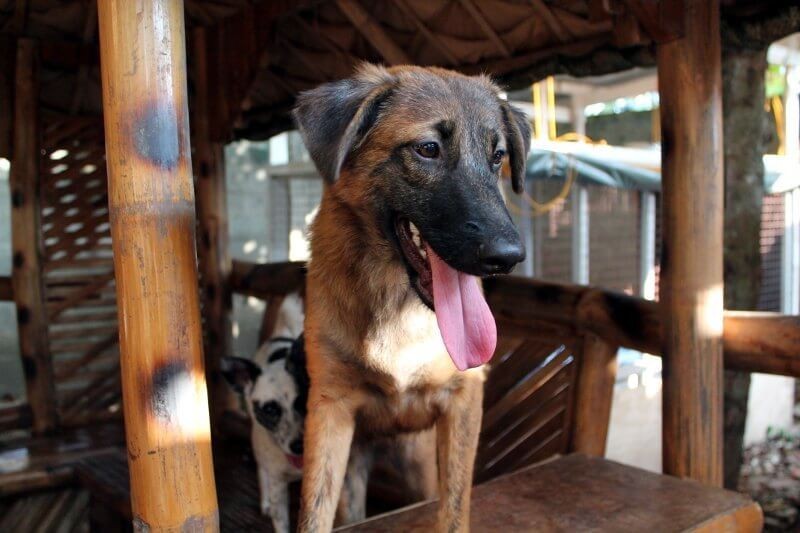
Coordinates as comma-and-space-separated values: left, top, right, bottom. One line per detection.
657, 0, 725, 486
97, 0, 219, 530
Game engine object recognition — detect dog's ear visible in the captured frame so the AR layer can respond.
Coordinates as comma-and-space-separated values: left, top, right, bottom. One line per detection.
293, 64, 396, 183
285, 334, 309, 388
501, 101, 532, 194
220, 356, 261, 394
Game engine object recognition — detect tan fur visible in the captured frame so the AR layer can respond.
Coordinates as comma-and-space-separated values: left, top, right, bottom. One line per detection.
296, 64, 529, 533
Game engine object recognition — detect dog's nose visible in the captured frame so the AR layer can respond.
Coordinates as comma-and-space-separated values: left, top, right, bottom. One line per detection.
478, 238, 525, 274
289, 438, 304, 455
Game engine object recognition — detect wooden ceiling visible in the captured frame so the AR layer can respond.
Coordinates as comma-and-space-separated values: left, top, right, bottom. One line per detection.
1, 0, 799, 142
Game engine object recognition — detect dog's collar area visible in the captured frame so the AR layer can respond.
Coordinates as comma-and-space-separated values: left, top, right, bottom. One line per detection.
395, 217, 434, 309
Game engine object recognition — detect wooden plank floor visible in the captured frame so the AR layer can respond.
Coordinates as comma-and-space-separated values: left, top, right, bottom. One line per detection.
337, 454, 763, 532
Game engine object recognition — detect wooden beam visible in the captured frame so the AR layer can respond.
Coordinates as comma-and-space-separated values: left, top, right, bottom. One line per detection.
97, 0, 219, 530
460, 35, 611, 77
458, 0, 511, 57
528, 0, 572, 43
0, 36, 13, 159
69, 3, 98, 114
0, 276, 12, 301
722, 312, 800, 376
10, 38, 58, 435
192, 27, 234, 427
230, 262, 800, 380
395, 0, 459, 65
336, 0, 412, 65
229, 260, 306, 299
657, 0, 724, 487
571, 333, 617, 456
484, 275, 800, 378
619, 0, 679, 43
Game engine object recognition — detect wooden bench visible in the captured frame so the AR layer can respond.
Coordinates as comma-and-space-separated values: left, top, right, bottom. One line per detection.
0, 422, 124, 496
337, 454, 763, 532
74, 439, 275, 532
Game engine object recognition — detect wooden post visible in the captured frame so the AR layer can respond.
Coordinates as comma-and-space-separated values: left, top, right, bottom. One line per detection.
97, 1, 219, 530
191, 27, 233, 423
10, 38, 58, 434
657, 0, 724, 486
571, 333, 617, 456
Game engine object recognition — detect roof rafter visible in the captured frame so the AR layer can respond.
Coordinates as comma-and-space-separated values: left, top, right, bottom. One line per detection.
395, 0, 459, 65
458, 0, 511, 57
529, 0, 572, 43
335, 0, 412, 66
291, 16, 361, 74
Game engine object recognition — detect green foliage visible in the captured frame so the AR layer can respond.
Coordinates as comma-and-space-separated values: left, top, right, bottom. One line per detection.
765, 64, 786, 99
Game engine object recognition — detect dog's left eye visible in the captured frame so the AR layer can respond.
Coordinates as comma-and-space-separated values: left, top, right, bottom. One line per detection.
254, 400, 283, 430
414, 142, 440, 159
491, 149, 505, 167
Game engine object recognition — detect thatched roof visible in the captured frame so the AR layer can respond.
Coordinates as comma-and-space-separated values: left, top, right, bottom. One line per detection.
1, 0, 799, 143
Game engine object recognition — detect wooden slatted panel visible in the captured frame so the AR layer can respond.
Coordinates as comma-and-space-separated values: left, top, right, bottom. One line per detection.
76, 441, 273, 531
475, 334, 578, 484
38, 116, 121, 427
0, 488, 90, 532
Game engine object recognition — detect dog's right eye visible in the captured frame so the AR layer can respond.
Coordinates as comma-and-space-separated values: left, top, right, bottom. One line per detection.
414, 142, 440, 159
254, 400, 282, 430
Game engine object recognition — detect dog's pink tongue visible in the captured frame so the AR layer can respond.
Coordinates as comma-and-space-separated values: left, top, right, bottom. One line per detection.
428, 247, 497, 371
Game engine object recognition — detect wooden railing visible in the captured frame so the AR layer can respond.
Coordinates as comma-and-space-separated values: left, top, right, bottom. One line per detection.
230, 260, 800, 378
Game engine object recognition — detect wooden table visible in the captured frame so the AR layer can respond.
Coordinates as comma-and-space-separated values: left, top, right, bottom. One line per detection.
337, 454, 763, 532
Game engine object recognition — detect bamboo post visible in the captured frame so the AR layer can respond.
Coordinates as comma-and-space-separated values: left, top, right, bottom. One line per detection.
657, 0, 724, 486
10, 38, 58, 434
191, 27, 233, 423
571, 333, 617, 456
97, 1, 219, 530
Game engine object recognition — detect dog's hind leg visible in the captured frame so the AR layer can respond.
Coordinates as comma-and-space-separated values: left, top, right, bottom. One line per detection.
436, 374, 483, 533
399, 429, 438, 501
298, 391, 356, 533
335, 444, 373, 526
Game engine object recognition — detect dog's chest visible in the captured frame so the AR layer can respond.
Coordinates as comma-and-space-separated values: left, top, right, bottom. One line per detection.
362, 303, 451, 383
356, 306, 460, 436
356, 377, 459, 436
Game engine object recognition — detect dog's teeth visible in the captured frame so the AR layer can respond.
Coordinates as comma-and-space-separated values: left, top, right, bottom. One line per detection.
409, 222, 420, 237
412, 233, 421, 247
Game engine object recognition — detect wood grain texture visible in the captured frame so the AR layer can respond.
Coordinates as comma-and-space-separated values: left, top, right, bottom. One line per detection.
192, 27, 233, 425
97, 0, 218, 530
484, 275, 800, 378
229, 260, 306, 299
0, 276, 12, 301
571, 333, 617, 456
335, 0, 412, 65
657, 0, 724, 486
10, 38, 58, 435
0, 35, 12, 160
336, 454, 762, 532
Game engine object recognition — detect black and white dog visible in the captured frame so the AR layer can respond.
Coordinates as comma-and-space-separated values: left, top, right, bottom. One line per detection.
222, 293, 308, 533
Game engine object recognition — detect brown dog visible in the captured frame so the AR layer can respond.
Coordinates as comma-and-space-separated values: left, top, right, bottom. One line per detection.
293, 64, 530, 532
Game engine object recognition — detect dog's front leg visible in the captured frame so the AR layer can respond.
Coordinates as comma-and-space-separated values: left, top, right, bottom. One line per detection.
257, 465, 270, 516
267, 478, 290, 533
298, 390, 356, 533
436, 374, 483, 533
